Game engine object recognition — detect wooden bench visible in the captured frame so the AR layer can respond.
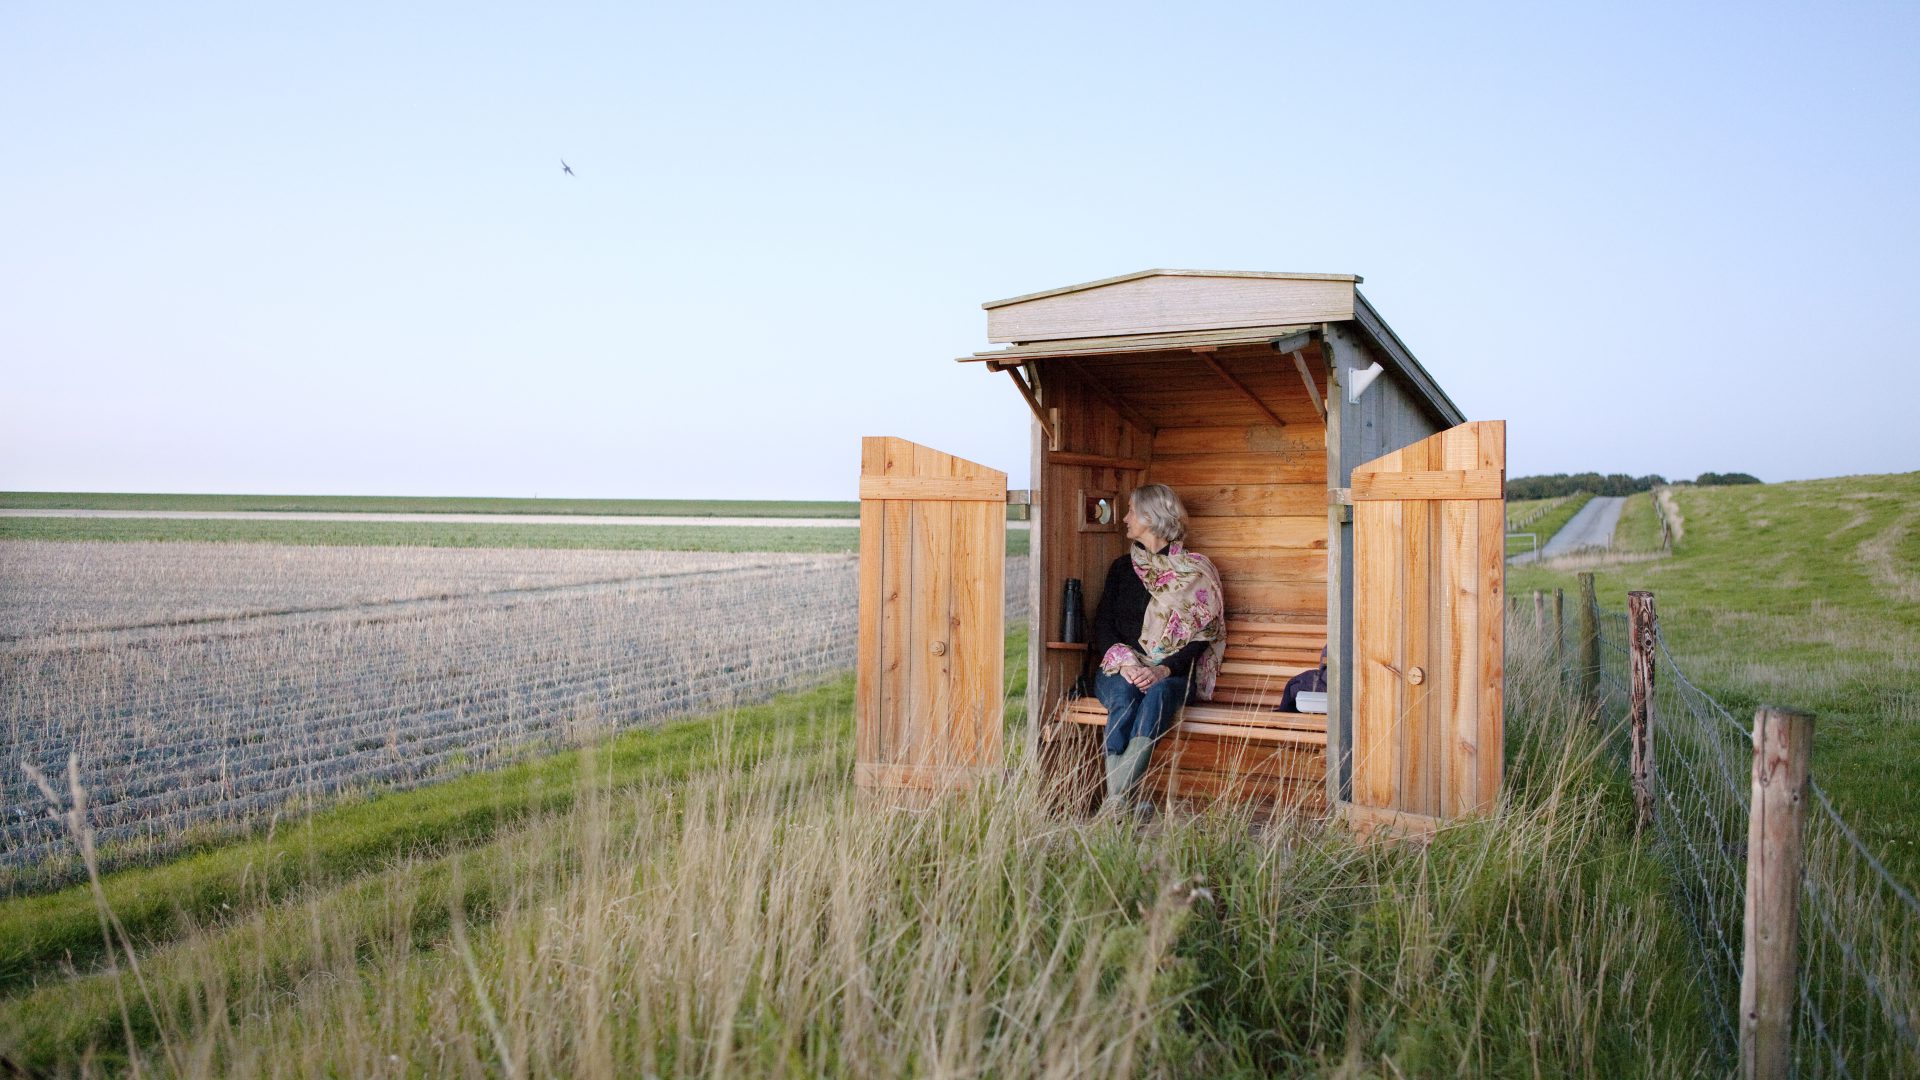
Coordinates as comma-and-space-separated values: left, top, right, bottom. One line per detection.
1057, 616, 1329, 811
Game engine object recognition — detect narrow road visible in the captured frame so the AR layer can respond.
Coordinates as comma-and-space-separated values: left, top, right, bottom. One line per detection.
1511, 496, 1626, 564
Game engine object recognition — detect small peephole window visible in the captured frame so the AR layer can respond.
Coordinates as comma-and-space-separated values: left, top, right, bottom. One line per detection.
1094, 498, 1113, 525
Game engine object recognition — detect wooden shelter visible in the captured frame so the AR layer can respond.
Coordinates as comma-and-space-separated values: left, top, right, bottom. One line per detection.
855, 269, 1506, 831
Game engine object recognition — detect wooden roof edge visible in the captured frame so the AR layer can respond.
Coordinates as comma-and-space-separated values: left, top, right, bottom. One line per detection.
1350, 290, 1467, 428
981, 268, 1364, 310
956, 323, 1321, 364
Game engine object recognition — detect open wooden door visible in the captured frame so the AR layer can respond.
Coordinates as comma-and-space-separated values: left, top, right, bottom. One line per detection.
1350, 420, 1506, 825
855, 437, 1007, 796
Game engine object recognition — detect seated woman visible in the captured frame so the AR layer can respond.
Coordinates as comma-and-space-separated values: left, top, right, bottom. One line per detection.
1089, 483, 1226, 815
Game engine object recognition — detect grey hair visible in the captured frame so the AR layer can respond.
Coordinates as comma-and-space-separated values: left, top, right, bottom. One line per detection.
1129, 483, 1189, 544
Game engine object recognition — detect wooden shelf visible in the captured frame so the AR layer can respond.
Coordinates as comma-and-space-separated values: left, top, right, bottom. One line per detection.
1045, 641, 1089, 651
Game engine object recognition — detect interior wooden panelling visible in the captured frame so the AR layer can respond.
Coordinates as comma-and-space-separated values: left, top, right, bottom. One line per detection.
1036, 342, 1333, 816
1033, 364, 1151, 718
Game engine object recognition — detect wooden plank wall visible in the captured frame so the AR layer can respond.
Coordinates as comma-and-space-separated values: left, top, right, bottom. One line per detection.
856, 437, 1006, 792
1032, 366, 1152, 723
1350, 421, 1505, 819
1324, 322, 1448, 804
1143, 345, 1331, 628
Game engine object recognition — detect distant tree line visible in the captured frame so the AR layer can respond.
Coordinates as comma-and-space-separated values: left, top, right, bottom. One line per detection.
1509, 472, 1762, 499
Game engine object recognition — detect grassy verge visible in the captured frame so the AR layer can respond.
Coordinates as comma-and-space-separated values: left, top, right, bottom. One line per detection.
0, 518, 1035, 557
1511, 472, 1920, 885
1608, 490, 1663, 551
0, 627, 1714, 1076
1506, 492, 1594, 559
1503, 496, 1560, 529
0, 493, 859, 517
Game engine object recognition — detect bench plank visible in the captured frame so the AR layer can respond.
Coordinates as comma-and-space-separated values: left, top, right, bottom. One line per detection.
1054, 618, 1330, 811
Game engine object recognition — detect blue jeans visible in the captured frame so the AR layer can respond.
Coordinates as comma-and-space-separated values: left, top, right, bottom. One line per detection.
1095, 670, 1189, 755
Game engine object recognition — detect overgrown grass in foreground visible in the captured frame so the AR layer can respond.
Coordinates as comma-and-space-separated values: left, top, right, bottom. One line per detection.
0, 517, 1033, 556
0, 493, 860, 517
1511, 471, 1920, 883
0, 628, 1711, 1076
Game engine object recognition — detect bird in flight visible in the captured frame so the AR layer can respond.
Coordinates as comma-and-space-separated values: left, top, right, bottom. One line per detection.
561, 159, 575, 176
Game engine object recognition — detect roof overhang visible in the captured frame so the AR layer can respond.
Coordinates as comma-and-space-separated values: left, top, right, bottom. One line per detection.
958, 324, 1320, 368
963, 269, 1466, 428
981, 269, 1361, 344
1351, 289, 1464, 427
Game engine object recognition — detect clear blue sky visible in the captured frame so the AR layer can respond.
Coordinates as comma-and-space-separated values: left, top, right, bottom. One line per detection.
3, 2, 1915, 498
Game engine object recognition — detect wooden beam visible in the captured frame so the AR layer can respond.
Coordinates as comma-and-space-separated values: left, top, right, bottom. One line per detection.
1002, 366, 1055, 447
1060, 358, 1158, 438
963, 322, 1321, 365
1193, 347, 1287, 428
1290, 350, 1327, 423
1047, 451, 1149, 471
1350, 468, 1503, 501
859, 476, 1006, 501
1268, 329, 1316, 355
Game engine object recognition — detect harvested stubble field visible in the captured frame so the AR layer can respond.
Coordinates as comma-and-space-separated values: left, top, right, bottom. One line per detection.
0, 541, 1029, 891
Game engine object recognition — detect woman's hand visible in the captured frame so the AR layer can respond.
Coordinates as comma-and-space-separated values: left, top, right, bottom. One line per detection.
1123, 663, 1171, 690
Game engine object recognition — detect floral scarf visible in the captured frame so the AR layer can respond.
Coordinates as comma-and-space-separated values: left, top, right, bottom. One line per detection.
1097, 541, 1227, 700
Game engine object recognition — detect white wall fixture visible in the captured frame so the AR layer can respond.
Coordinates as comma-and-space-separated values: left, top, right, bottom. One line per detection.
1346, 361, 1385, 404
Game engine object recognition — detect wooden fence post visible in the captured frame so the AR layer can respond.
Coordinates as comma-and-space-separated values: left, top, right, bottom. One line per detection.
1627, 591, 1658, 832
1577, 572, 1598, 704
1740, 706, 1814, 1080
1553, 588, 1566, 678
1533, 590, 1545, 635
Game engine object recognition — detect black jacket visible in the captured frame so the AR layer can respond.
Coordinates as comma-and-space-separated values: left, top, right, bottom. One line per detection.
1088, 544, 1212, 680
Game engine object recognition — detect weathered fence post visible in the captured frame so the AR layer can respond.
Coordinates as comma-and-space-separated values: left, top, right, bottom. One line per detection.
1553, 588, 1566, 679
1533, 590, 1545, 635
1739, 706, 1814, 1080
1577, 572, 1598, 704
1627, 591, 1658, 832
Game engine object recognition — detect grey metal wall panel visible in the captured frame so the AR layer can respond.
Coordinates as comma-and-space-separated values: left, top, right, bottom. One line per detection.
1323, 322, 1451, 803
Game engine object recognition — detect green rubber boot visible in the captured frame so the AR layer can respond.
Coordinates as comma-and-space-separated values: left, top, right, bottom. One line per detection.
1103, 753, 1126, 810
1114, 736, 1155, 808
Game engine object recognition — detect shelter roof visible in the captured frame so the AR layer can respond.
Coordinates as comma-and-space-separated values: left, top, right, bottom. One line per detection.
980, 268, 1362, 311
964, 269, 1464, 427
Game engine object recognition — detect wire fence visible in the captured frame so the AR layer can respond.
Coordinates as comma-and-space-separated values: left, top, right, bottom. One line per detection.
1563, 588, 1919, 1077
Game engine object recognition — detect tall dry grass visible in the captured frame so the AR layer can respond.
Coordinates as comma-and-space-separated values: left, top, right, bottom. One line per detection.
6, 621, 1711, 1077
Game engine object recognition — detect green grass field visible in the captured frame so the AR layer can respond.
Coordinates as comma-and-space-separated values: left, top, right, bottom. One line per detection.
0, 626, 1717, 1076
0, 516, 1034, 557
0, 492, 861, 517
1510, 472, 1920, 884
